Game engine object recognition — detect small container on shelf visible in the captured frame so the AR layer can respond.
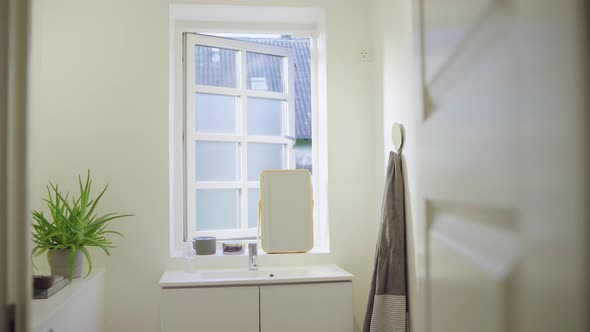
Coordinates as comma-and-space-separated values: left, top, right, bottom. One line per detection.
33, 275, 58, 291
32, 275, 70, 299
192, 236, 217, 255
222, 241, 244, 255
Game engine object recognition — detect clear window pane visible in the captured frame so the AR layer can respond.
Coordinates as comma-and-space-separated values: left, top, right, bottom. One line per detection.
195, 45, 238, 88
248, 143, 283, 181
195, 93, 237, 134
196, 189, 239, 231
248, 188, 259, 228
196, 142, 238, 182
247, 52, 284, 92
247, 97, 283, 136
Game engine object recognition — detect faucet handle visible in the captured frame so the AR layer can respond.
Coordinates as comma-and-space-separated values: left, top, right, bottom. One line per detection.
251, 255, 258, 269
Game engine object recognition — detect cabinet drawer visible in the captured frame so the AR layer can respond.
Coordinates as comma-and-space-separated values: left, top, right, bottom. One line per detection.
260, 282, 353, 332
161, 286, 259, 332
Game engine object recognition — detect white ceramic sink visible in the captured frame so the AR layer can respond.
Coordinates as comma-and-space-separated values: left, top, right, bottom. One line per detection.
160, 265, 353, 288
199, 268, 308, 280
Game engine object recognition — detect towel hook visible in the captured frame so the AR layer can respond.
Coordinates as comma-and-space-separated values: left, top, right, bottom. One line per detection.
392, 123, 405, 154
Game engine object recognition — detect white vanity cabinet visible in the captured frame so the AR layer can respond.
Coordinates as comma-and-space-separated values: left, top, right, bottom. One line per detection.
160, 286, 259, 332
32, 272, 105, 332
259, 282, 353, 332
159, 265, 354, 332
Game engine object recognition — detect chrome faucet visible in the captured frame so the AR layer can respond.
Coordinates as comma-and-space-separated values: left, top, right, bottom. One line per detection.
248, 243, 258, 270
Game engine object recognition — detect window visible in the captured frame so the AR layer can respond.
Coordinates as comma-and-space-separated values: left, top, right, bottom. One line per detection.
170, 6, 329, 255
184, 33, 306, 240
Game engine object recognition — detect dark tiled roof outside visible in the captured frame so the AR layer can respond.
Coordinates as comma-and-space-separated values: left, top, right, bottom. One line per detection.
196, 37, 312, 139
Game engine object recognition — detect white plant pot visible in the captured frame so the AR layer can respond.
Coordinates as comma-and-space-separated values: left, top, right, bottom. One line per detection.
49, 248, 83, 279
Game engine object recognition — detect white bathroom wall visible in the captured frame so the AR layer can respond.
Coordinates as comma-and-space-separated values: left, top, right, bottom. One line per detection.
371, 1, 425, 332
30, 0, 378, 331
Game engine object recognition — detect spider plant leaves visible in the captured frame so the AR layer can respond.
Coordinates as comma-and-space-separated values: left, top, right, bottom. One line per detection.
79, 246, 93, 278
31, 171, 133, 279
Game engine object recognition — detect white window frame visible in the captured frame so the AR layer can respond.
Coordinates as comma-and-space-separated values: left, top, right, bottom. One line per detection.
184, 33, 295, 240
169, 5, 329, 257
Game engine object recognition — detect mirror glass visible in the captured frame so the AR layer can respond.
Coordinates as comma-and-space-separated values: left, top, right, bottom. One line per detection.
259, 170, 313, 253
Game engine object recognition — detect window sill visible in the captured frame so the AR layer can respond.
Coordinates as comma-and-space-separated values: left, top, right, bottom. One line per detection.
168, 245, 334, 271
172, 246, 330, 259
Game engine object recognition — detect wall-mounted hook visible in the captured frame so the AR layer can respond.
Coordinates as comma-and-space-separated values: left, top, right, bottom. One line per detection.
392, 122, 405, 154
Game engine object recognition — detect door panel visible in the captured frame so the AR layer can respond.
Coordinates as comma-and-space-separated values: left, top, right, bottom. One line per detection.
0, 0, 8, 329
2, 0, 31, 331
418, 0, 589, 332
429, 205, 519, 332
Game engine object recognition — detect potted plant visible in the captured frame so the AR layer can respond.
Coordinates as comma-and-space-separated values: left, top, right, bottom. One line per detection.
32, 171, 132, 279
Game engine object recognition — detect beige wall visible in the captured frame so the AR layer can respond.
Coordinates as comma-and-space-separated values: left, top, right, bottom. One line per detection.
30, 0, 379, 331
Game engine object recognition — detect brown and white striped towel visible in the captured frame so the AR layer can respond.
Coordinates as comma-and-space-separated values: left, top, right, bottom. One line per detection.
363, 151, 408, 332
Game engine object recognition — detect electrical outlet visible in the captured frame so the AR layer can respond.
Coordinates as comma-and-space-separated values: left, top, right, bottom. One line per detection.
360, 48, 373, 62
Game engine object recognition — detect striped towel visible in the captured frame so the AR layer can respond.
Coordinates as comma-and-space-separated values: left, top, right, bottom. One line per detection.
363, 151, 409, 332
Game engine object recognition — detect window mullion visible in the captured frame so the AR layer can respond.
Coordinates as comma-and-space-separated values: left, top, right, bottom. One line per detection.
286, 52, 296, 169
194, 134, 242, 142
247, 181, 260, 189
240, 48, 249, 231
194, 182, 241, 189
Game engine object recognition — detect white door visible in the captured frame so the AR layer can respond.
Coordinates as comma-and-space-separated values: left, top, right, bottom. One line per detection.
0, 0, 7, 327
1, 0, 32, 331
415, 0, 589, 331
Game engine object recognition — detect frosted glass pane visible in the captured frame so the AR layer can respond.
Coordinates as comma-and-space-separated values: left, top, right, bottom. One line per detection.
247, 98, 283, 136
195, 45, 238, 88
195, 93, 237, 134
247, 52, 284, 92
196, 189, 239, 231
248, 189, 260, 228
196, 142, 238, 181
248, 143, 283, 181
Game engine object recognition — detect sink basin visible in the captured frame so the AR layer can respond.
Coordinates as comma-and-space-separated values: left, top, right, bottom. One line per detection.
198, 270, 258, 280
259, 269, 309, 278
160, 265, 353, 288
199, 268, 308, 280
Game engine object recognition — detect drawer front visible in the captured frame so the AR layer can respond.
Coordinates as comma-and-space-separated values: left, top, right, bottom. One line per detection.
260, 282, 353, 332
161, 286, 259, 332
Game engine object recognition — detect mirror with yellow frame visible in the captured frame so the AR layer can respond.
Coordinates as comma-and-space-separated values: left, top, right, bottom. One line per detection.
259, 170, 313, 253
